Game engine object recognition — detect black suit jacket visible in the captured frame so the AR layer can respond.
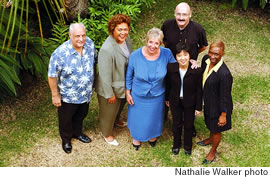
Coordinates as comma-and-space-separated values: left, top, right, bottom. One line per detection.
201, 55, 233, 117
165, 63, 202, 111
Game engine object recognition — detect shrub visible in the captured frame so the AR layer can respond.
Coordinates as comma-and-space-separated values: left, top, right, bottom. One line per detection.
0, 1, 58, 100
232, 0, 269, 10
50, 0, 156, 49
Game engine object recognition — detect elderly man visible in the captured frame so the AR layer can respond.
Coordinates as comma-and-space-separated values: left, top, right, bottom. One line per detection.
162, 2, 208, 137
48, 23, 97, 154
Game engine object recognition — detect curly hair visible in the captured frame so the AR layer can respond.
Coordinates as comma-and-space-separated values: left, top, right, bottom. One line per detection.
107, 14, 131, 35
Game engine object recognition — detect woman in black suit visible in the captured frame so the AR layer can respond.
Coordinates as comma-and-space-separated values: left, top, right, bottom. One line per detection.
197, 41, 233, 164
165, 43, 202, 155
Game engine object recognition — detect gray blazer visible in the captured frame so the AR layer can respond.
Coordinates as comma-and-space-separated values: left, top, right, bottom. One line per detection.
95, 35, 133, 99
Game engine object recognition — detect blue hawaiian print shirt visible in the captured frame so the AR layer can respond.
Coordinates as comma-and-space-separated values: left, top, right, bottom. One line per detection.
48, 37, 97, 104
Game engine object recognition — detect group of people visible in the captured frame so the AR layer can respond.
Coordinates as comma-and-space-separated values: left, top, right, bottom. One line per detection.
48, 2, 233, 165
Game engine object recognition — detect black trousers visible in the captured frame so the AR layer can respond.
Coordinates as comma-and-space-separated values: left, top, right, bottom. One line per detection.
58, 101, 89, 143
171, 99, 195, 151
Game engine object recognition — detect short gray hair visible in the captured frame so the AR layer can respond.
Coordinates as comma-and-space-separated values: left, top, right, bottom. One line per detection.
146, 27, 164, 44
69, 23, 86, 33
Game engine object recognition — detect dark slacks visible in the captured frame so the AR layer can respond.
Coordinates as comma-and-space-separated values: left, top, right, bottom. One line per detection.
171, 99, 195, 151
58, 101, 89, 143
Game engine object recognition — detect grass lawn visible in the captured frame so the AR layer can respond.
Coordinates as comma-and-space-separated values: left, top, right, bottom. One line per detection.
0, 0, 269, 167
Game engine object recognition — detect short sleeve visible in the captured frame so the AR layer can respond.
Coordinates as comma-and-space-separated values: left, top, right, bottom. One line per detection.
48, 52, 60, 78
198, 26, 208, 49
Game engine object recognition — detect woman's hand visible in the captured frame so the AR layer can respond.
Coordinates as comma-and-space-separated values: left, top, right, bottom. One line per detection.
107, 96, 116, 104
165, 101, 170, 107
195, 110, 201, 116
218, 112, 227, 127
190, 59, 199, 69
126, 90, 134, 105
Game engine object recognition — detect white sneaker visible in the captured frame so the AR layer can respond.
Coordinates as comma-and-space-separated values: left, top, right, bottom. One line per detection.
104, 137, 119, 146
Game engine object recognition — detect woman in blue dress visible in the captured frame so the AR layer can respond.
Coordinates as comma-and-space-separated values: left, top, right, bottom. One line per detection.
125, 27, 176, 150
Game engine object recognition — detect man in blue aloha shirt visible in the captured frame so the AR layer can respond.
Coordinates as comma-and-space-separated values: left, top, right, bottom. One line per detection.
48, 23, 97, 154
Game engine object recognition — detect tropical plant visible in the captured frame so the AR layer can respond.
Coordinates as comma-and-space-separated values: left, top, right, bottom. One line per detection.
51, 0, 156, 49
0, 0, 66, 99
232, 0, 269, 10
50, 22, 69, 46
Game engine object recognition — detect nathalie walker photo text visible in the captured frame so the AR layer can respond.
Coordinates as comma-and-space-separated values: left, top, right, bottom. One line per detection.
175, 168, 269, 177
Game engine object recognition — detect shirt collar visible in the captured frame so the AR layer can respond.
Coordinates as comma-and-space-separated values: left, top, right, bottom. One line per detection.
205, 58, 223, 72
68, 39, 85, 55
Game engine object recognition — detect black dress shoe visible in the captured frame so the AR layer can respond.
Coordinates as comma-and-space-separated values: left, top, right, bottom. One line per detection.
132, 143, 141, 151
148, 140, 157, 147
202, 157, 215, 165
172, 148, 180, 155
197, 141, 210, 146
62, 142, 72, 154
184, 149, 192, 156
74, 134, 91, 143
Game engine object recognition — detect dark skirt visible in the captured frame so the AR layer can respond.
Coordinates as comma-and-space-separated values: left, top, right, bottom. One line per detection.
204, 112, 232, 133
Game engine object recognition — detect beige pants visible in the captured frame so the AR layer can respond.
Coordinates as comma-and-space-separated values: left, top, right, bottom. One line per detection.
97, 95, 125, 137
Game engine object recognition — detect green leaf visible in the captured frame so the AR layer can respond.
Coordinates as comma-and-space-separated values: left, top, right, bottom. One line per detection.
0, 68, 17, 95
260, 0, 267, 9
0, 53, 21, 68
232, 0, 238, 8
242, 0, 248, 10
28, 52, 43, 76
0, 59, 20, 85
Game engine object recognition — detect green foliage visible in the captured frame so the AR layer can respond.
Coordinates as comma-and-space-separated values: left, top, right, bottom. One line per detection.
51, 0, 156, 49
18, 36, 57, 78
50, 22, 69, 46
0, 0, 63, 98
232, 0, 268, 10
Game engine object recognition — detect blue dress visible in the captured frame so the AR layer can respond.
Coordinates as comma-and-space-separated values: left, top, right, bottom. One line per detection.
126, 47, 176, 142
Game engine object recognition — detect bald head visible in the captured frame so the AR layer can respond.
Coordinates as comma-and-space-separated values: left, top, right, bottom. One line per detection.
174, 2, 192, 29
68, 23, 86, 51
69, 23, 86, 34
175, 2, 191, 14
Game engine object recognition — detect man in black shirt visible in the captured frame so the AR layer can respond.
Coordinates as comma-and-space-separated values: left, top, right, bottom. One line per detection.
161, 2, 208, 66
162, 2, 208, 137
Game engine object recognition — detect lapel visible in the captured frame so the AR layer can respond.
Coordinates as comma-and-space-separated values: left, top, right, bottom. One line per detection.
204, 68, 218, 89
184, 64, 192, 78
109, 35, 126, 58
109, 35, 133, 59
204, 63, 224, 88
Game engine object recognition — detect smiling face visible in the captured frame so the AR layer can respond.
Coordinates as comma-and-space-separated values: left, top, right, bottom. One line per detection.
208, 46, 224, 66
146, 37, 161, 55
69, 24, 86, 50
174, 3, 192, 29
112, 22, 129, 44
176, 50, 190, 68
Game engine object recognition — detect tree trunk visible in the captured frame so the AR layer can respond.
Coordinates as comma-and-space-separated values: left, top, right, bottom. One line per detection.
65, 0, 88, 22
